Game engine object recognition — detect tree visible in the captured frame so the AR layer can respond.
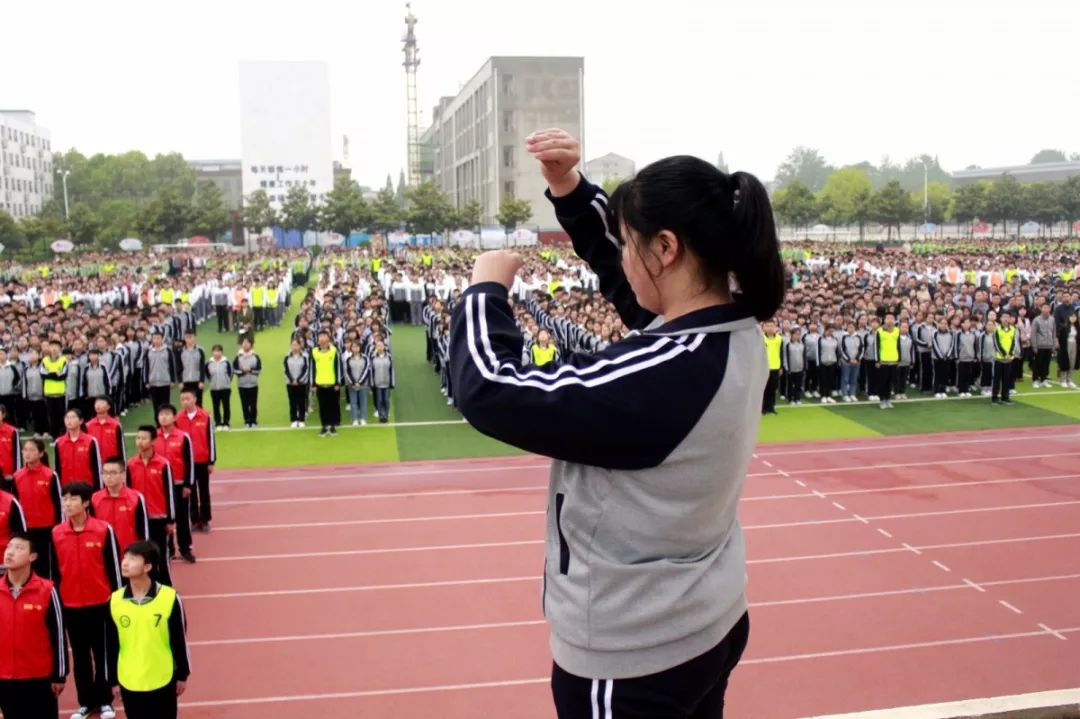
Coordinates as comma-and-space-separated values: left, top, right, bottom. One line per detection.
280, 185, 319, 232
67, 202, 102, 246
983, 174, 1024, 237
870, 181, 916, 240
243, 190, 278, 234
320, 179, 370, 236
601, 177, 624, 196
456, 200, 481, 229
0, 210, 25, 252
136, 187, 192, 241
190, 181, 230, 239
716, 153, 729, 174
404, 181, 455, 235
917, 182, 954, 226
396, 170, 407, 207
1030, 149, 1068, 165
496, 197, 533, 232
384, 174, 394, 194
953, 182, 988, 236
772, 181, 818, 232
774, 147, 833, 192
1059, 176, 1080, 237
817, 167, 873, 238
96, 198, 140, 246
1023, 182, 1063, 234
370, 188, 403, 236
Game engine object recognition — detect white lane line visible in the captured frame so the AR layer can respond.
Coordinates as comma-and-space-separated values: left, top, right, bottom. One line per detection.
932, 561, 951, 573
184, 576, 541, 600
215, 487, 547, 507
188, 620, 547, 647
780, 452, 1080, 477
803, 687, 1080, 719
902, 543, 922, 555
197, 539, 544, 563
746, 499, 1080, 530
998, 601, 1023, 615
963, 578, 987, 593
877, 528, 893, 538
853, 514, 869, 524
832, 502, 847, 511
812, 490, 827, 499
756, 428, 1080, 457
795, 480, 807, 487
214, 464, 551, 486
213, 511, 545, 532
1038, 623, 1068, 641
762, 460, 774, 468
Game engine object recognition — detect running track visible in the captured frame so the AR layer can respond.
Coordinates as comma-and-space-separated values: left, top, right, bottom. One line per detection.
87, 425, 1080, 717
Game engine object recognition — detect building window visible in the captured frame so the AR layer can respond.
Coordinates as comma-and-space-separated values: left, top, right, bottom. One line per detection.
309, 180, 316, 187
268, 181, 275, 188
503, 181, 514, 199
502, 146, 514, 168
501, 73, 513, 96
250, 166, 258, 174
260, 180, 267, 188
502, 111, 513, 132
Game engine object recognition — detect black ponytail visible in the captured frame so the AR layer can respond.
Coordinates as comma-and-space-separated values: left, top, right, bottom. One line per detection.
610, 156, 785, 322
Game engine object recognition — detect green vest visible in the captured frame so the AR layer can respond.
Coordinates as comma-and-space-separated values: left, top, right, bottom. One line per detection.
764, 335, 782, 371
42, 356, 67, 396
995, 326, 1016, 362
110, 585, 177, 692
312, 346, 339, 386
877, 327, 900, 363
159, 289, 175, 305
531, 344, 557, 367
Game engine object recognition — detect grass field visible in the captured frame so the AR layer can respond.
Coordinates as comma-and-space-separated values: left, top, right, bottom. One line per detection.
119, 296, 1080, 468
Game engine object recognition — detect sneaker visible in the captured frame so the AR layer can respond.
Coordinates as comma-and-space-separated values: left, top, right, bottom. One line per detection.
360, 419, 367, 426
319, 429, 329, 437
879, 402, 887, 410
100, 706, 117, 719
991, 398, 1001, 404
181, 552, 197, 564
352, 420, 359, 427
869, 395, 880, 402
1070, 382, 1078, 389
219, 425, 229, 432
886, 401, 895, 409
330, 427, 338, 436
1002, 399, 1015, 405
70, 709, 92, 719
821, 397, 829, 404
1062, 382, 1070, 388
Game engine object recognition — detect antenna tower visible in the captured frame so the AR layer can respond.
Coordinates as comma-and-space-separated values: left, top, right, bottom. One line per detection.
403, 3, 421, 186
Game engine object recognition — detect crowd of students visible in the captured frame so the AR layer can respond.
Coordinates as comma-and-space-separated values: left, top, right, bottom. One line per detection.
760, 241, 1080, 411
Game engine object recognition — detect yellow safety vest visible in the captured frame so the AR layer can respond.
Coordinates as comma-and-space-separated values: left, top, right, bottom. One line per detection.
372, 258, 383, 273
764, 335, 782, 371
877, 327, 900, 363
110, 585, 177, 692
531, 344, 557, 367
311, 346, 339, 386
266, 288, 279, 307
251, 287, 266, 308
159, 289, 175, 305
59, 294, 74, 309
422, 254, 433, 267
995, 326, 1016, 362
179, 292, 190, 305
42, 356, 67, 397
1005, 269, 1017, 285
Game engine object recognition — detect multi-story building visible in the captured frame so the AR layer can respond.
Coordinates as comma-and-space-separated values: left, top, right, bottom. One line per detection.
427, 56, 584, 229
0, 110, 53, 218
584, 152, 636, 186
188, 159, 243, 211
238, 62, 334, 213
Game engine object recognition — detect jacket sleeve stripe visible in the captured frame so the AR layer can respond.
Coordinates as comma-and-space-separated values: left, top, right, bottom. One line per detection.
589, 197, 620, 249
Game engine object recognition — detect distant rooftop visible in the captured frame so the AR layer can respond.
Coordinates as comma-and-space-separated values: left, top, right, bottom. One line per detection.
953, 161, 1080, 184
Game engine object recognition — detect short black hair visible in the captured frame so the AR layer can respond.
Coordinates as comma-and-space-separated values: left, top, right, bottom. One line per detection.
179, 388, 196, 398
123, 540, 160, 570
103, 456, 125, 470
212, 344, 223, 352
157, 404, 177, 416
65, 407, 83, 420
136, 425, 157, 439
61, 482, 93, 503
7, 530, 36, 554
95, 395, 112, 407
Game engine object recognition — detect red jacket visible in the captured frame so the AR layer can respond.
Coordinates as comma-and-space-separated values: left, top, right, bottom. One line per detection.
0, 573, 66, 681
0, 422, 20, 478
12, 464, 62, 530
86, 416, 125, 465
51, 517, 121, 608
0, 490, 26, 555
53, 432, 102, 490
175, 407, 216, 465
154, 429, 193, 487
126, 454, 174, 520
91, 487, 148, 555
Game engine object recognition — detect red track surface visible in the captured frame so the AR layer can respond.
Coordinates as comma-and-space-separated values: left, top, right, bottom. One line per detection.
88, 425, 1080, 718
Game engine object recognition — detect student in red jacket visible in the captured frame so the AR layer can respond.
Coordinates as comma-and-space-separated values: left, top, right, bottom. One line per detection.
153, 405, 194, 564
0, 532, 67, 718
12, 437, 62, 581
53, 409, 102, 491
175, 388, 215, 532
0, 486, 26, 557
127, 427, 175, 587
51, 482, 121, 719
85, 397, 125, 467
0, 404, 20, 492
92, 457, 149, 557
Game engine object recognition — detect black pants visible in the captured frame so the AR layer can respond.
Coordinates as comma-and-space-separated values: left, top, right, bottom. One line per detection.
877, 364, 896, 401
45, 396, 66, 438
191, 462, 212, 525
181, 381, 204, 407
26, 400, 48, 436
932, 359, 950, 394
127, 373, 142, 407
861, 360, 876, 395
895, 366, 910, 395
149, 385, 172, 414
121, 681, 178, 719
216, 304, 230, 332
958, 361, 978, 392
1034, 348, 1053, 382
552, 612, 750, 719
173, 485, 192, 555
287, 384, 308, 422
805, 361, 819, 394
239, 386, 258, 425
818, 364, 836, 397
211, 389, 232, 427
786, 371, 804, 403
64, 603, 113, 709
1059, 329, 1072, 372
981, 361, 994, 389
0, 678, 58, 719
316, 386, 341, 429
147, 518, 173, 586
919, 353, 933, 391
762, 370, 779, 413
993, 360, 1015, 401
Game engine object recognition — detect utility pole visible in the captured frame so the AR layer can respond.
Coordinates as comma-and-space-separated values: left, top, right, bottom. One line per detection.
402, 3, 421, 187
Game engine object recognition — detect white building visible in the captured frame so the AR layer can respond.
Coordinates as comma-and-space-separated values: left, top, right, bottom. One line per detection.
427, 57, 584, 230
584, 153, 636, 186
0, 111, 53, 218
238, 62, 334, 214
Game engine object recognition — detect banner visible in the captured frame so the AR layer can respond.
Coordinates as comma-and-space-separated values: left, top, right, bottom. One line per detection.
119, 238, 143, 251
51, 239, 74, 253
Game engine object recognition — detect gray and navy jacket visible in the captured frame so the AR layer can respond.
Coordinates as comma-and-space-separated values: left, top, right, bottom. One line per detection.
450, 176, 765, 680
931, 330, 956, 360
233, 352, 262, 389
782, 340, 805, 373
955, 331, 979, 362
840, 333, 864, 363
205, 358, 234, 392
284, 353, 312, 385
180, 347, 208, 384
142, 346, 177, 388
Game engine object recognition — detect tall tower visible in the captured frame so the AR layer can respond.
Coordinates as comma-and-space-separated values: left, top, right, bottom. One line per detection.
402, 3, 421, 187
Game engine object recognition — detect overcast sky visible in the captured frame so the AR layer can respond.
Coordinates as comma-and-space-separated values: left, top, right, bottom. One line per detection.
6, 0, 1079, 188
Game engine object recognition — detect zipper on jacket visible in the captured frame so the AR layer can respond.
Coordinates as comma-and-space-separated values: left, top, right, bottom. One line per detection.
555, 493, 570, 575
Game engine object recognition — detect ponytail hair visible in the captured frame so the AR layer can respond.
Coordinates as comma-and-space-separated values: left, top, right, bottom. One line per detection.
610, 156, 785, 322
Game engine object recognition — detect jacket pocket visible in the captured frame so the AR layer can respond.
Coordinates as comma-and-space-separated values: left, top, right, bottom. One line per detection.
555, 492, 570, 575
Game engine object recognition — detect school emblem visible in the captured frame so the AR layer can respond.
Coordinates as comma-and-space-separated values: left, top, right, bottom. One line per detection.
119, 615, 131, 628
